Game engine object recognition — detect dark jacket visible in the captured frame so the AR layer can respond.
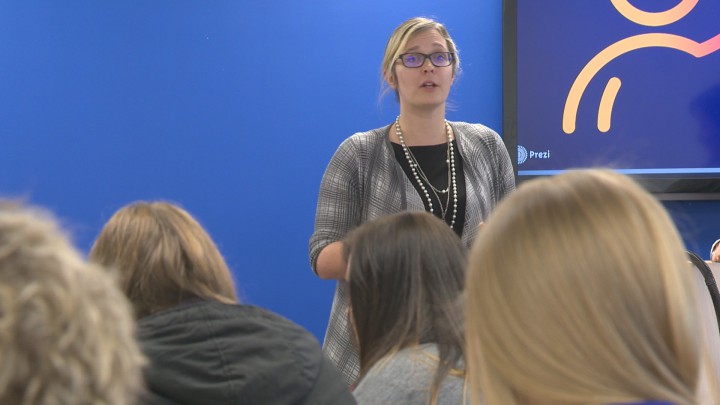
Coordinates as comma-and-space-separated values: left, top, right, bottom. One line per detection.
137, 300, 356, 405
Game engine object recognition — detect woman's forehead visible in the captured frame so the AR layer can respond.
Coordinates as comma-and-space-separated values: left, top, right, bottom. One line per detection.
403, 29, 447, 51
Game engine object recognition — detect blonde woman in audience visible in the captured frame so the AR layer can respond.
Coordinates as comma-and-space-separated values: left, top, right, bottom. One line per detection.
466, 169, 720, 405
0, 202, 144, 405
345, 211, 469, 404
90, 201, 355, 405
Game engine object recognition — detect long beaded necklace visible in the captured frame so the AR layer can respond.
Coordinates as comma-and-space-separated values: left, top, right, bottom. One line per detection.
395, 116, 458, 229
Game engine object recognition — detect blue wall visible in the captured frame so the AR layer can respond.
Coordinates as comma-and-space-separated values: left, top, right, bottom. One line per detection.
1, 1, 716, 340
0, 1, 502, 339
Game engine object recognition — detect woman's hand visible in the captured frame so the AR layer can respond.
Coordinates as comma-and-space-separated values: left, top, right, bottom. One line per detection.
316, 241, 348, 280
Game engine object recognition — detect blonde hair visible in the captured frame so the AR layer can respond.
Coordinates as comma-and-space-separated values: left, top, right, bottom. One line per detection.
0, 202, 144, 405
380, 17, 461, 101
466, 169, 716, 405
89, 201, 237, 318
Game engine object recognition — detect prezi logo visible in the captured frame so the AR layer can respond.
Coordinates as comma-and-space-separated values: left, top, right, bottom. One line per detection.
517, 145, 551, 165
518, 146, 528, 164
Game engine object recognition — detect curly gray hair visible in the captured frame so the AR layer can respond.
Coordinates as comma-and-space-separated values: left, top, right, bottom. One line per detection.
0, 202, 145, 405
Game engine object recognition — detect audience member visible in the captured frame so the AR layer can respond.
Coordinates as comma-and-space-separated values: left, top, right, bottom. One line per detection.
710, 239, 719, 262
90, 201, 356, 405
345, 211, 469, 404
465, 169, 719, 405
0, 202, 144, 405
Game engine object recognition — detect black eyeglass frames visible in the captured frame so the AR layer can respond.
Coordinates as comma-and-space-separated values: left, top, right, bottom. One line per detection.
396, 52, 454, 68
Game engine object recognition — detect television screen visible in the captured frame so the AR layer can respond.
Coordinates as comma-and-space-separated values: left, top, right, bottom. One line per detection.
503, 0, 720, 198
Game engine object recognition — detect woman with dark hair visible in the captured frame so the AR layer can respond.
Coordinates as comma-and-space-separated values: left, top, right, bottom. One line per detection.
90, 201, 355, 405
344, 211, 468, 404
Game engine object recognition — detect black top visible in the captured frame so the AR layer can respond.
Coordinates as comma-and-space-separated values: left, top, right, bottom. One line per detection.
137, 300, 356, 405
392, 140, 466, 237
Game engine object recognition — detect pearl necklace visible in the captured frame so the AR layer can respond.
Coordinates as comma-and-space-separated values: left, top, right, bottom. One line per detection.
395, 116, 457, 229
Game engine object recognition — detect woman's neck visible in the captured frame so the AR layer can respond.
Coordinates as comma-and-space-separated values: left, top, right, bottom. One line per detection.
394, 108, 449, 146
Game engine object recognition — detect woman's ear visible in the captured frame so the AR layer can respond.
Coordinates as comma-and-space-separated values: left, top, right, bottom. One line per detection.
385, 71, 397, 89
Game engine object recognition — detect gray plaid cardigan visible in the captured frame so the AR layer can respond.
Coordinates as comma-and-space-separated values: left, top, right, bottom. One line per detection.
309, 121, 515, 385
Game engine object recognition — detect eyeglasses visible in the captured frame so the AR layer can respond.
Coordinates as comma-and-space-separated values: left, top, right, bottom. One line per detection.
396, 52, 454, 68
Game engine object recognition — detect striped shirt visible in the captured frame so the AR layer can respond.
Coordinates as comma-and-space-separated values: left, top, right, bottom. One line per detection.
309, 121, 515, 385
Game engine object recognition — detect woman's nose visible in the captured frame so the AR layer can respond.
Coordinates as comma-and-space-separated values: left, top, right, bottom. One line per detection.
421, 57, 435, 72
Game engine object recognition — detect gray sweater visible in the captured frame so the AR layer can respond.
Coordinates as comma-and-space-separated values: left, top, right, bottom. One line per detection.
353, 344, 468, 405
310, 122, 515, 384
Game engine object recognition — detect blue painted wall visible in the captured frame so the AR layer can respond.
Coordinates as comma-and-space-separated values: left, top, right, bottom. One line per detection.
0, 1, 502, 339
0, 1, 716, 340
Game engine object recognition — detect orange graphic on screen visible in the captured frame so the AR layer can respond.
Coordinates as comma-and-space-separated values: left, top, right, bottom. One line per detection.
562, 0, 720, 134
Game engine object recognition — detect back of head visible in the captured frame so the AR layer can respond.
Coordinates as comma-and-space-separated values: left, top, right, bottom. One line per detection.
466, 169, 709, 405
89, 201, 237, 318
345, 211, 466, 394
0, 202, 144, 405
